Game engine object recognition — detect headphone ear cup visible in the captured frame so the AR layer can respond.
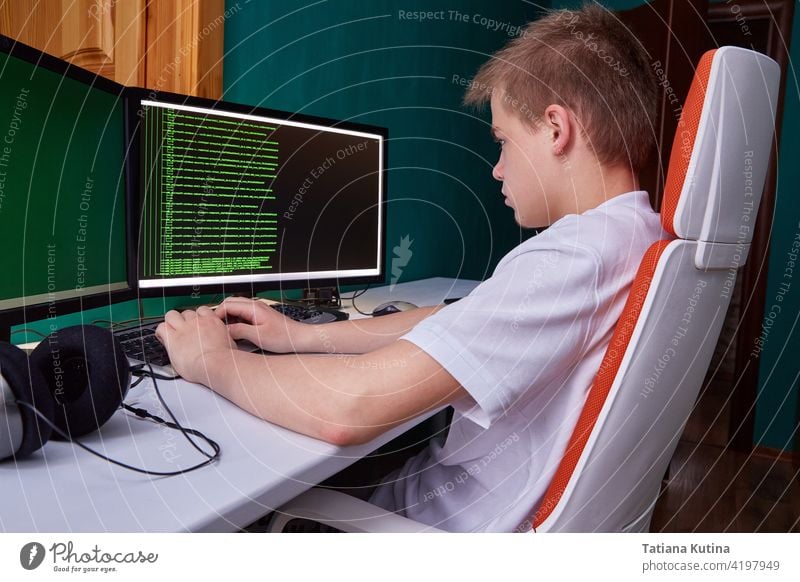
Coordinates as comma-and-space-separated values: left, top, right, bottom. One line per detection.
0, 342, 54, 459
30, 325, 130, 439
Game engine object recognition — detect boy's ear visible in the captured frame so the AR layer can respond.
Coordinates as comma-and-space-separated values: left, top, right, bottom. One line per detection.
542, 104, 572, 156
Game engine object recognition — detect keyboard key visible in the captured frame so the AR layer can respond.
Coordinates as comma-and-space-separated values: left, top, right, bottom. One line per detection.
115, 325, 170, 367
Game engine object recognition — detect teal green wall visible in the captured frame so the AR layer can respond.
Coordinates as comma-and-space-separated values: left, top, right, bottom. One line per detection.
222, 0, 545, 285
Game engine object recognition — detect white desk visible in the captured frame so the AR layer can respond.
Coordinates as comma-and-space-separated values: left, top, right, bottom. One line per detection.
0, 277, 479, 532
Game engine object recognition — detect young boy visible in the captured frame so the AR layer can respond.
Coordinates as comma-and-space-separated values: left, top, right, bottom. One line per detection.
156, 4, 664, 532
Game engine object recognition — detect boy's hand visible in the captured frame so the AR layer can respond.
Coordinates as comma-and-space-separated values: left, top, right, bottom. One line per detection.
155, 307, 237, 385
213, 297, 309, 353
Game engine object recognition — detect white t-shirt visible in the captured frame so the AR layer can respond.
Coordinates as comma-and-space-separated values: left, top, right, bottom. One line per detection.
368, 190, 665, 532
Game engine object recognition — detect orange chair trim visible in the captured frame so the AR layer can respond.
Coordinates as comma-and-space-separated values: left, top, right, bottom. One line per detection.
529, 239, 673, 530
661, 49, 716, 237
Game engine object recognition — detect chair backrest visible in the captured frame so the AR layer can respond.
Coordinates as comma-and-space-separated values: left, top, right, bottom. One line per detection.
523, 47, 781, 533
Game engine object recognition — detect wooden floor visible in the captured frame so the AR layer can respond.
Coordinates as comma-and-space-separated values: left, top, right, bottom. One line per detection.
651, 376, 800, 532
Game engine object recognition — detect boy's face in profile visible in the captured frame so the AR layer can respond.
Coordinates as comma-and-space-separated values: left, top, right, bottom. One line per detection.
490, 92, 561, 229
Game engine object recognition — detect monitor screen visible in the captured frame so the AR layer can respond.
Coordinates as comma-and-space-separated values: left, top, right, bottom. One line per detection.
0, 38, 128, 313
136, 98, 385, 292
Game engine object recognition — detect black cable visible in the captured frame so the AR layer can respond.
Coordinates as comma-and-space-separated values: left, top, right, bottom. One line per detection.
138, 363, 215, 460
14, 367, 221, 476
130, 364, 179, 382
91, 316, 165, 330
130, 375, 147, 389
350, 303, 373, 317
348, 284, 374, 316
10, 328, 48, 339
122, 404, 218, 459
17, 401, 220, 476
339, 284, 371, 300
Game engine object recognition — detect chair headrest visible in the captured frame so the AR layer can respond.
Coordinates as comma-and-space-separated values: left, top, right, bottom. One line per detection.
661, 47, 780, 244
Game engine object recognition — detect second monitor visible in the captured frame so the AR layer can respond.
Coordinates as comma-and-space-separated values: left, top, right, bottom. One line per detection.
134, 94, 387, 296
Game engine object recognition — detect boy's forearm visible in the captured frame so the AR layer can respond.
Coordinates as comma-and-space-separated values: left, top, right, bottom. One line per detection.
293, 305, 442, 354
196, 335, 463, 446
200, 348, 360, 443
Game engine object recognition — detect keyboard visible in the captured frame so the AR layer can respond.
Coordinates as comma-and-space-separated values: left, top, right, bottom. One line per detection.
115, 303, 348, 367
115, 323, 169, 367
269, 302, 348, 324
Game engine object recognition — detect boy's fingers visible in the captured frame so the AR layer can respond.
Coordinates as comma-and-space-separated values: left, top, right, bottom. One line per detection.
196, 305, 214, 317
221, 296, 259, 307
215, 302, 257, 323
164, 310, 184, 326
155, 322, 171, 344
154, 322, 164, 341
227, 323, 257, 343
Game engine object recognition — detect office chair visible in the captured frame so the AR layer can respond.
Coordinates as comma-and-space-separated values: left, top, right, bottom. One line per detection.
267, 46, 781, 533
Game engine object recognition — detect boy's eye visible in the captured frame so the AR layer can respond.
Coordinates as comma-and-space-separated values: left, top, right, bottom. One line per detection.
494, 138, 505, 148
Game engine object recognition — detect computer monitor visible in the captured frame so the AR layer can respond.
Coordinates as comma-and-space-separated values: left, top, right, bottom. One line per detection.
130, 92, 387, 298
0, 35, 132, 337
0, 33, 387, 342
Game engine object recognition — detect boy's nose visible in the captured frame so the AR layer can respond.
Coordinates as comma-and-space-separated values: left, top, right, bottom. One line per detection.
492, 157, 504, 181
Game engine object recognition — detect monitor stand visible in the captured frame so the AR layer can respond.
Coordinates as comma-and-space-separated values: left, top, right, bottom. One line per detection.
299, 286, 341, 309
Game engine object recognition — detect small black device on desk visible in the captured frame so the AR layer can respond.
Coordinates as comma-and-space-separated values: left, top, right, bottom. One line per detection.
371, 300, 418, 317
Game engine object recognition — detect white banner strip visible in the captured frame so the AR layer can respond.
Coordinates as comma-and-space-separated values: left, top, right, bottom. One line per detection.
1, 533, 798, 581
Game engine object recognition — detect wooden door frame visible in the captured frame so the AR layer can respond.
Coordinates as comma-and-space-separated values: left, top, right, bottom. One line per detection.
704, 0, 795, 453
622, 0, 796, 454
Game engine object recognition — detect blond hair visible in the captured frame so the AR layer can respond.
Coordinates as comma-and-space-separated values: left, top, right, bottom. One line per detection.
464, 3, 657, 172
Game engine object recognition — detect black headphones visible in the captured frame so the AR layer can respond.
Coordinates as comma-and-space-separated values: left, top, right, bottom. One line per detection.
0, 324, 130, 461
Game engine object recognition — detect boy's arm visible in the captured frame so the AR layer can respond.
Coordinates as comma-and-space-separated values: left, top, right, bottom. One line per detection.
215, 297, 443, 354
156, 308, 465, 445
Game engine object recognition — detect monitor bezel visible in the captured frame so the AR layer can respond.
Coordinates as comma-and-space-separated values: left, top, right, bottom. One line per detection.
0, 34, 136, 337
126, 88, 389, 300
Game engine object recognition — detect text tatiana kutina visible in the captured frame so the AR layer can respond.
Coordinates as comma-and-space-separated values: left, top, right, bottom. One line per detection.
643, 543, 731, 554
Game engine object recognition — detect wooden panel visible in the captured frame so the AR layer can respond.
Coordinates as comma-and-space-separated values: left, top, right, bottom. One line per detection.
0, 0, 64, 56
195, 0, 225, 98
61, 0, 115, 77
114, 0, 147, 86
0, 0, 224, 93
0, 0, 147, 86
703, 0, 795, 453
145, 0, 224, 98
620, 0, 795, 457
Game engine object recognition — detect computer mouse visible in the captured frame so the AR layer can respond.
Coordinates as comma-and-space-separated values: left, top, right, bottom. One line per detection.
371, 300, 418, 317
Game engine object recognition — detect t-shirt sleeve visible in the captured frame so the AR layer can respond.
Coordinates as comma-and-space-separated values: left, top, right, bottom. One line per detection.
400, 244, 602, 428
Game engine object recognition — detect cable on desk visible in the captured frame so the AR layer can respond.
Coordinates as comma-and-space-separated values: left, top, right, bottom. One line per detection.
344, 284, 373, 316
130, 363, 179, 381
339, 284, 371, 300
15, 364, 220, 477
128, 364, 217, 462
10, 327, 48, 339
91, 316, 165, 330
